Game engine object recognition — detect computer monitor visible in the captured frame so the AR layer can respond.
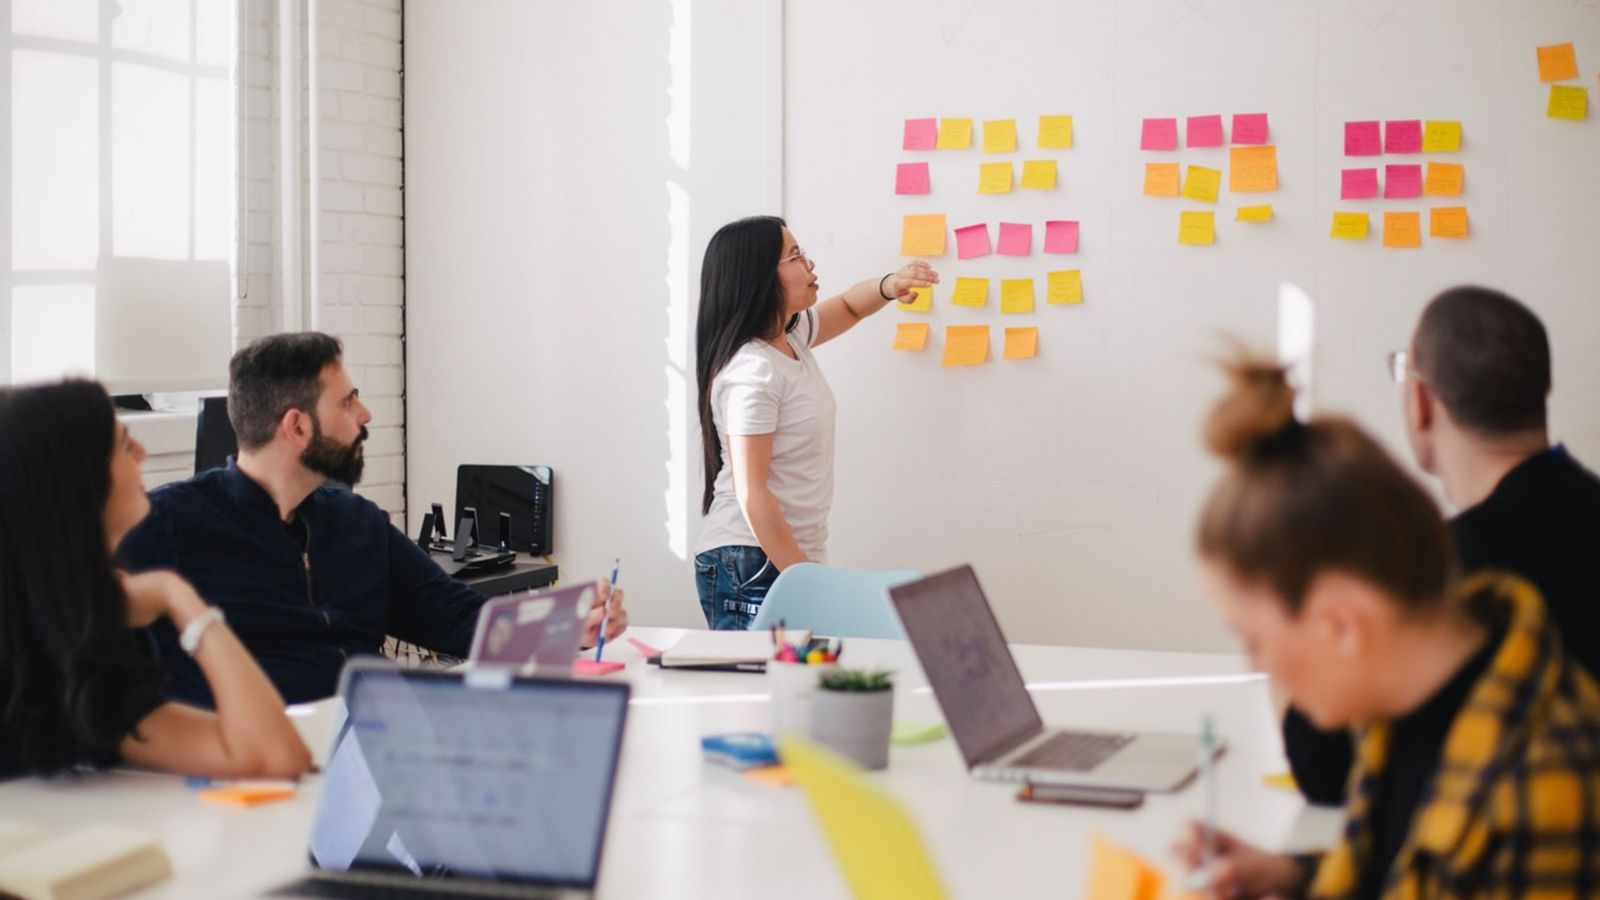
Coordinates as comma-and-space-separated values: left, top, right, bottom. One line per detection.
193, 395, 237, 474
456, 465, 553, 555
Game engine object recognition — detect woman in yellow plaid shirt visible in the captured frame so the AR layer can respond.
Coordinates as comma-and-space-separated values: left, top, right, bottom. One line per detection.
1174, 354, 1600, 899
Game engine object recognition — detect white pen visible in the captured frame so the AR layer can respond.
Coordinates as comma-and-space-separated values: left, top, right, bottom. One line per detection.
1188, 715, 1219, 891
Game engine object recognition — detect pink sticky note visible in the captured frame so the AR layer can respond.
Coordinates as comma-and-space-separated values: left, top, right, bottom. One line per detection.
955, 223, 992, 259
1231, 113, 1269, 145
1186, 114, 1224, 148
1043, 220, 1080, 254
1140, 118, 1179, 150
627, 637, 663, 658
1384, 164, 1422, 199
1385, 120, 1422, 154
573, 659, 625, 676
996, 222, 1033, 256
895, 162, 930, 195
1341, 168, 1379, 199
903, 117, 937, 151
1345, 120, 1381, 156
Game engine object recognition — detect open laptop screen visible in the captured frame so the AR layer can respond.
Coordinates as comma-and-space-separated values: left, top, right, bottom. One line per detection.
308, 666, 628, 889
889, 565, 1044, 768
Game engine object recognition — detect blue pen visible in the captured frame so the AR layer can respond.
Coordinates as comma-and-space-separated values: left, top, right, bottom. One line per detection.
594, 558, 619, 662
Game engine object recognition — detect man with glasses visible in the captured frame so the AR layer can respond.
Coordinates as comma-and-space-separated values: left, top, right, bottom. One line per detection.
1283, 285, 1600, 805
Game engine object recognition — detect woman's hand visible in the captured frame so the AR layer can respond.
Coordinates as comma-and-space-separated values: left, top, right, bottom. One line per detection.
120, 570, 207, 629
1170, 821, 1305, 898
884, 260, 939, 302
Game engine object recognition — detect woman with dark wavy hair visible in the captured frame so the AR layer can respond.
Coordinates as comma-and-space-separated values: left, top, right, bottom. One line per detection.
0, 380, 310, 779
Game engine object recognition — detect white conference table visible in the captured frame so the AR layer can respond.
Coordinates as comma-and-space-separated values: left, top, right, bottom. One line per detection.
0, 627, 1341, 899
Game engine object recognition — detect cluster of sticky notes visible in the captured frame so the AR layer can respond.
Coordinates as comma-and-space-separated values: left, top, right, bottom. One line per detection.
1329, 208, 1470, 244
899, 115, 1074, 196
1536, 42, 1590, 121
914, 324, 1043, 365
1140, 113, 1278, 243
951, 220, 1081, 259
1334, 118, 1467, 245
1140, 113, 1269, 150
1344, 118, 1460, 156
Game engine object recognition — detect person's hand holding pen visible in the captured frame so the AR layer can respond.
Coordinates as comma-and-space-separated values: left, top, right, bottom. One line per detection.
1170, 823, 1302, 899
581, 578, 629, 650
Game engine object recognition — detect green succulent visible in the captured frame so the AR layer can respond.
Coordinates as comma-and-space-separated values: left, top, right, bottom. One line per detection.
818, 669, 894, 693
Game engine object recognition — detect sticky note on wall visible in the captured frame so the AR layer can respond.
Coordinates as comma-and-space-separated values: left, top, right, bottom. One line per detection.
999, 278, 1035, 313
1181, 165, 1221, 203
1047, 270, 1083, 304
895, 162, 930, 195
942, 326, 989, 366
892, 322, 930, 351
950, 277, 989, 307
1186, 114, 1224, 148
955, 223, 992, 259
1143, 163, 1180, 197
1385, 120, 1422, 154
1178, 211, 1215, 245
1429, 206, 1469, 238
1231, 113, 1269, 145
1548, 85, 1588, 120
1341, 168, 1379, 200
1537, 42, 1579, 82
937, 118, 973, 149
1236, 205, 1273, 222
996, 222, 1033, 256
983, 119, 1018, 152
903, 118, 937, 151
1020, 160, 1058, 190
1422, 120, 1462, 152
1043, 220, 1080, 253
1140, 118, 1178, 151
1424, 162, 1464, 196
978, 162, 1014, 194
1384, 164, 1422, 199
1345, 120, 1381, 156
1383, 211, 1422, 248
1329, 212, 1370, 240
1003, 328, 1038, 360
900, 214, 947, 256
1229, 146, 1278, 192
1037, 115, 1074, 149
898, 286, 932, 312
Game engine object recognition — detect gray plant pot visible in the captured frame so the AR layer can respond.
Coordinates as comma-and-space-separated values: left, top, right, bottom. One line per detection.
809, 688, 894, 770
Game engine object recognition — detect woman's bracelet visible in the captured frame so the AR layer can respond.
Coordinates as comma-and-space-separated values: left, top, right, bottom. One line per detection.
878, 273, 896, 301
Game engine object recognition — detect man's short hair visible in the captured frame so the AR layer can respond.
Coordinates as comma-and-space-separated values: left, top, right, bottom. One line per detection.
228, 332, 344, 450
1412, 286, 1550, 435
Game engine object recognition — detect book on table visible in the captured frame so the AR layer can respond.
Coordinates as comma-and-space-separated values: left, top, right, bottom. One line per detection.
0, 821, 171, 900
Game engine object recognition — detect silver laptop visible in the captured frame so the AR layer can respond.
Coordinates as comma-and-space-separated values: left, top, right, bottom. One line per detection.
468, 582, 594, 673
889, 565, 1212, 792
268, 660, 629, 899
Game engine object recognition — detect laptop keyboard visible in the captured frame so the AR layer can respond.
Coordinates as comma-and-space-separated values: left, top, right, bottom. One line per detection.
270, 877, 557, 899
1011, 731, 1136, 771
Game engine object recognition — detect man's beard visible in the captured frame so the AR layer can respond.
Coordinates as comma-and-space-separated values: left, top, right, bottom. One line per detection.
301, 417, 368, 486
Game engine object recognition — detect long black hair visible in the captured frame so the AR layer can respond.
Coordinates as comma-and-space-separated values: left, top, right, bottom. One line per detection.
0, 380, 164, 775
695, 215, 795, 515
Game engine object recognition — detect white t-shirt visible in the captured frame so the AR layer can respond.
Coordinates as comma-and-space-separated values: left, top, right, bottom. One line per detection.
695, 308, 836, 562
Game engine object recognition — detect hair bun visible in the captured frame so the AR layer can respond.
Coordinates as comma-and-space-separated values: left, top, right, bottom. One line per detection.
1204, 353, 1298, 460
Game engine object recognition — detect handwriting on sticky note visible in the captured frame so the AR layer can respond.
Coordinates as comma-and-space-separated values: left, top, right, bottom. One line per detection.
1178, 210, 1215, 245
950, 277, 989, 307
1383, 211, 1421, 248
895, 162, 930, 195
1143, 163, 1180, 197
1231, 112, 1269, 145
1000, 278, 1035, 314
937, 117, 973, 149
996, 222, 1033, 256
1548, 85, 1588, 121
1429, 206, 1469, 238
1329, 212, 1369, 240
983, 119, 1018, 153
1047, 269, 1083, 304
1038, 115, 1073, 149
1181, 165, 1221, 203
1186, 114, 1224, 148
955, 223, 992, 259
1344, 120, 1381, 156
1228, 146, 1277, 192
1044, 220, 1080, 253
898, 286, 933, 312
1384, 164, 1422, 199
942, 326, 989, 366
1236, 204, 1273, 222
978, 162, 1014, 194
903, 118, 937, 151
1003, 327, 1039, 360
1140, 118, 1178, 151
892, 322, 930, 351
1341, 168, 1379, 200
1385, 120, 1422, 153
1537, 42, 1579, 83
1424, 162, 1464, 196
1422, 120, 1462, 152
900, 214, 947, 256
1020, 159, 1057, 190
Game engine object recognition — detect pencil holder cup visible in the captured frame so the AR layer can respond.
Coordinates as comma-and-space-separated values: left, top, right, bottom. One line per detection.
809, 671, 895, 770
768, 660, 838, 737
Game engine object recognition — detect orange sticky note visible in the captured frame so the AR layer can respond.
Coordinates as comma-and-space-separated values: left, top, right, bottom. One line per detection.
942, 326, 989, 366
900, 214, 947, 256
200, 785, 298, 808
1143, 163, 1180, 197
1046, 269, 1083, 304
1003, 327, 1038, 360
744, 765, 797, 788
936, 118, 972, 149
898, 286, 932, 312
1383, 211, 1422, 248
1178, 211, 1215, 245
1228, 146, 1278, 192
892, 322, 930, 351
1085, 835, 1165, 900
1537, 42, 1579, 83
1329, 212, 1370, 240
999, 278, 1035, 314
1423, 162, 1464, 197
1430, 206, 1469, 238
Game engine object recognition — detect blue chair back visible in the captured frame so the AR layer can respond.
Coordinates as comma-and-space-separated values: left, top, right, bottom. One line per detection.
749, 563, 921, 639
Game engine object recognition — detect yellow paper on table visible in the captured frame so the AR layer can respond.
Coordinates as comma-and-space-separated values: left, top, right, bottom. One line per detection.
1383, 211, 1422, 248
1047, 269, 1084, 304
936, 117, 972, 149
900, 214, 947, 256
942, 326, 989, 367
1537, 42, 1579, 83
1236, 204, 1273, 222
1085, 835, 1165, 900
1263, 771, 1299, 792
1430, 206, 1469, 238
1548, 84, 1588, 121
1003, 327, 1038, 360
1228, 146, 1277, 192
1422, 120, 1461, 152
1038, 114, 1074, 149
891, 322, 930, 351
1000, 278, 1035, 314
1423, 162, 1464, 197
1143, 163, 1180, 197
1178, 211, 1215, 245
978, 162, 1014, 194
1180, 165, 1221, 203
781, 737, 949, 900
1329, 212, 1370, 240
1020, 159, 1058, 189
897, 285, 932, 312
950, 277, 989, 307
983, 118, 1018, 152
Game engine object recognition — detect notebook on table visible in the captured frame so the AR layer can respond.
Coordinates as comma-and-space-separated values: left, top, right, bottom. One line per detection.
650, 629, 811, 672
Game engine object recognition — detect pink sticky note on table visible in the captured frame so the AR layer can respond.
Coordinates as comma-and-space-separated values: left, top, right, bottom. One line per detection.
1341, 168, 1379, 199
1186, 115, 1224, 148
1385, 120, 1422, 154
573, 659, 625, 676
1384, 164, 1422, 199
627, 637, 663, 658
1043, 220, 1080, 254
1345, 120, 1381, 156
996, 222, 1033, 256
955, 223, 992, 259
895, 162, 930, 195
1140, 118, 1179, 150
1231, 113, 1269, 145
903, 117, 937, 150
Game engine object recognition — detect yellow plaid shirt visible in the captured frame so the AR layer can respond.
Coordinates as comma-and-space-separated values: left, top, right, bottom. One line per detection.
1303, 574, 1600, 899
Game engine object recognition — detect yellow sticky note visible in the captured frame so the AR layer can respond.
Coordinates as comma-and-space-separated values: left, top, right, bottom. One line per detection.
983, 118, 1018, 153
1236, 204, 1273, 222
1178, 210, 1215, 245
1000, 278, 1035, 314
1423, 162, 1464, 197
1143, 163, 1180, 197
900, 214, 947, 256
1329, 212, 1370, 240
1263, 771, 1298, 792
1537, 42, 1579, 83
950, 277, 989, 307
1430, 206, 1469, 238
1085, 835, 1165, 900
1383, 211, 1422, 248
1228, 146, 1278, 192
1020, 159, 1058, 190
1548, 84, 1588, 121
781, 738, 949, 900
1003, 327, 1038, 360
1180, 165, 1221, 203
891, 322, 930, 351
942, 325, 990, 367
978, 162, 1014, 194
1422, 120, 1462, 152
1047, 269, 1083, 304
936, 117, 972, 149
898, 285, 932, 312
1038, 115, 1074, 149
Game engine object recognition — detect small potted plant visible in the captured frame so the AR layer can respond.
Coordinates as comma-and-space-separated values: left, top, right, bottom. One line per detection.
808, 669, 894, 770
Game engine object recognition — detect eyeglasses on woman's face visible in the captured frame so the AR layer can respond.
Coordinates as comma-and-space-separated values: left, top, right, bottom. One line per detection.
779, 247, 814, 269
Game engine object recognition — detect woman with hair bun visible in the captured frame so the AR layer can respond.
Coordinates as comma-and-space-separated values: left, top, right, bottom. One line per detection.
1172, 354, 1600, 898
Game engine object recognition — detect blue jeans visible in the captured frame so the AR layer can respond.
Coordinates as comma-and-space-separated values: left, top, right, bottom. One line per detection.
695, 545, 778, 630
